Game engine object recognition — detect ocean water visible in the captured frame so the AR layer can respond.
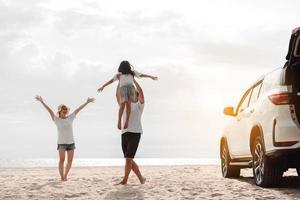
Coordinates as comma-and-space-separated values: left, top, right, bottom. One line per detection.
0, 158, 220, 168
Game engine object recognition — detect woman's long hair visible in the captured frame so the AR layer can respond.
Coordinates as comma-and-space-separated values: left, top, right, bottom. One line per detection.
118, 60, 135, 76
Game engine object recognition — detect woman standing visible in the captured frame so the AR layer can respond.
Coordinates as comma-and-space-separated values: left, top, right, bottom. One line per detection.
35, 96, 94, 181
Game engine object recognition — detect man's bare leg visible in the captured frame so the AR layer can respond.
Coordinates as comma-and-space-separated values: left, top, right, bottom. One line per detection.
132, 160, 146, 184
119, 158, 133, 185
58, 149, 65, 181
64, 150, 74, 181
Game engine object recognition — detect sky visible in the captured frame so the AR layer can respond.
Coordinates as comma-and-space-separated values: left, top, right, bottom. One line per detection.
0, 0, 299, 159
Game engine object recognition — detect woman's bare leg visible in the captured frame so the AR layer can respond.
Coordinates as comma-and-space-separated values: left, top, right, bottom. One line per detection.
118, 102, 126, 129
124, 101, 131, 129
64, 150, 74, 181
131, 160, 146, 184
58, 149, 65, 181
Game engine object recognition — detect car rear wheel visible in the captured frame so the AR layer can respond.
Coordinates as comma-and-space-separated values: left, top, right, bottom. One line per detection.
252, 136, 283, 187
221, 142, 240, 178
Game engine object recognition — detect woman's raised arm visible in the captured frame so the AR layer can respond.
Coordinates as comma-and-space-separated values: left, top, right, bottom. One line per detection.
73, 97, 95, 115
35, 96, 55, 121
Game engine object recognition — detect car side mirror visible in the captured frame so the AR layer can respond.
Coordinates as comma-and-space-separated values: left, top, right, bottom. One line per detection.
224, 106, 235, 116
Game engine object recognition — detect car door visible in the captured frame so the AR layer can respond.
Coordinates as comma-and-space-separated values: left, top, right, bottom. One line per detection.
227, 87, 253, 157
247, 81, 263, 150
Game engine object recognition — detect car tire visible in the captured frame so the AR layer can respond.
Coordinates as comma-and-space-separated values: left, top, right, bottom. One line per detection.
221, 142, 240, 178
252, 136, 283, 187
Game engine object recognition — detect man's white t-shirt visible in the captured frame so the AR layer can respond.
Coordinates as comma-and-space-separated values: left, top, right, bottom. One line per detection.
122, 101, 144, 134
53, 113, 76, 144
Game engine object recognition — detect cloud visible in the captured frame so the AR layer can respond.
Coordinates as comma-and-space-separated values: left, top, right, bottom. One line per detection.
186, 26, 291, 67
0, 0, 49, 79
0, 0, 47, 32
0, 33, 40, 78
53, 7, 186, 39
54, 9, 114, 36
119, 10, 183, 29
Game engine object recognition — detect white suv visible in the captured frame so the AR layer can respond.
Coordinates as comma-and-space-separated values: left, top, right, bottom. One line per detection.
220, 28, 300, 187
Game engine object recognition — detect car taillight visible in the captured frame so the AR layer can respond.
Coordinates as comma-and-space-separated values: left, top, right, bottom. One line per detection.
268, 92, 291, 105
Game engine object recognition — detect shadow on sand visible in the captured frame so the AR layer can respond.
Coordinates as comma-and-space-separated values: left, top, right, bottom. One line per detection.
237, 175, 300, 188
236, 175, 300, 197
104, 185, 144, 200
28, 181, 63, 191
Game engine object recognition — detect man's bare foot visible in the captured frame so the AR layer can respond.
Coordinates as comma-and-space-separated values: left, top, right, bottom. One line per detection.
117, 120, 121, 130
123, 121, 129, 129
61, 177, 66, 182
140, 177, 146, 184
114, 180, 127, 185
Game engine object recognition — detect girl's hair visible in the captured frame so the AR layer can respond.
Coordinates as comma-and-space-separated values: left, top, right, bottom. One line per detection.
118, 61, 135, 76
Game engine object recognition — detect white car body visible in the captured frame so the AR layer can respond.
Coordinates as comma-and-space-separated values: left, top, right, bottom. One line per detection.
220, 28, 300, 187
223, 68, 300, 159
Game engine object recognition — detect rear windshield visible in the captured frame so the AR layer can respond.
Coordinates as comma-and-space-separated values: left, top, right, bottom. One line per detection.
260, 68, 283, 95
295, 36, 300, 57
296, 44, 300, 56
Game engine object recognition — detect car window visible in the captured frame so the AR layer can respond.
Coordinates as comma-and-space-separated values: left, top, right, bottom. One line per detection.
249, 82, 263, 105
294, 36, 300, 57
260, 68, 283, 95
237, 89, 252, 114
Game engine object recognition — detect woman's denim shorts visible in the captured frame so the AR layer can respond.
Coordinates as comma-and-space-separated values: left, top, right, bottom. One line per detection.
57, 143, 76, 151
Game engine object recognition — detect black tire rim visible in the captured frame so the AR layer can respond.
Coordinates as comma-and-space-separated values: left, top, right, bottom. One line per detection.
221, 145, 228, 176
253, 141, 264, 185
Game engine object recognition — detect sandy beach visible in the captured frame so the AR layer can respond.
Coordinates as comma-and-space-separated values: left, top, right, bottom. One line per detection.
1, 165, 300, 200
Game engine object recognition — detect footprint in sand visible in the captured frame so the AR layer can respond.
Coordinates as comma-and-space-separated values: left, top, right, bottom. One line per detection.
167, 189, 175, 192
211, 193, 223, 197
104, 187, 144, 200
65, 192, 88, 198
181, 187, 191, 191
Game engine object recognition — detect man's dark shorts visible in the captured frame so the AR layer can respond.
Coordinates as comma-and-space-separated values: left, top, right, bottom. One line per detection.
122, 132, 141, 158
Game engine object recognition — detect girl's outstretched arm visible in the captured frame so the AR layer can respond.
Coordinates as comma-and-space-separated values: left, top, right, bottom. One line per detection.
73, 97, 95, 115
139, 73, 158, 80
35, 96, 55, 121
97, 77, 116, 92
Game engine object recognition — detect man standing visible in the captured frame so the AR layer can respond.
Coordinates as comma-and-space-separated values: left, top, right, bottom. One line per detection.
116, 79, 146, 185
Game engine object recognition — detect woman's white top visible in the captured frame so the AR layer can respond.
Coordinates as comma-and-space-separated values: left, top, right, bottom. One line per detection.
53, 113, 76, 144
112, 71, 141, 87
